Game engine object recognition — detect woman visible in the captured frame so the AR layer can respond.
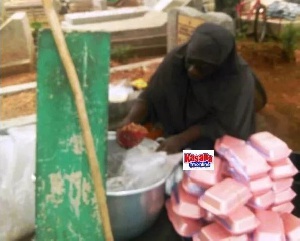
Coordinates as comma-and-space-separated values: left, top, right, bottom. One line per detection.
116, 23, 267, 154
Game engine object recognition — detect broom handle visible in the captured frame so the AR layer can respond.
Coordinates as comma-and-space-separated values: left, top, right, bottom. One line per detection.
42, 1, 114, 240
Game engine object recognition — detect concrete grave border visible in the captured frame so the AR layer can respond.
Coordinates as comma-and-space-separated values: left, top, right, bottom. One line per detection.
0, 58, 163, 131
0, 12, 35, 77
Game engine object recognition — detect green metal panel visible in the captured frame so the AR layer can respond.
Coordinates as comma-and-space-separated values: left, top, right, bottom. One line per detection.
36, 30, 110, 240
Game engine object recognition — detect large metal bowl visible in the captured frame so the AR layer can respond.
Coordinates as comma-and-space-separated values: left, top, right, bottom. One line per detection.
107, 131, 166, 241
106, 132, 166, 240
107, 178, 166, 241
105, 131, 182, 240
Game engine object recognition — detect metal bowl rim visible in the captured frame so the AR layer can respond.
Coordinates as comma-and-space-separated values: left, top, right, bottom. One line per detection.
106, 176, 166, 196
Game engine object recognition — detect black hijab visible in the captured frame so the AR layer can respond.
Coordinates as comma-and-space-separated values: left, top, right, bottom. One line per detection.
140, 23, 256, 141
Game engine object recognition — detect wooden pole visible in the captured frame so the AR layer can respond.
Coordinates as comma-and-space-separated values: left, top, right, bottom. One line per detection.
42, 1, 114, 240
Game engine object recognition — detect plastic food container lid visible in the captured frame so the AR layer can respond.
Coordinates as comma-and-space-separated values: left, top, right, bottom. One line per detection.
254, 210, 285, 241
187, 156, 223, 188
249, 131, 292, 162
214, 206, 259, 235
171, 183, 206, 219
199, 178, 252, 216
165, 199, 202, 238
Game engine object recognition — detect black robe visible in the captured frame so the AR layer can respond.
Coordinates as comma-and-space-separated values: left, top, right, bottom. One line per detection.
139, 23, 261, 145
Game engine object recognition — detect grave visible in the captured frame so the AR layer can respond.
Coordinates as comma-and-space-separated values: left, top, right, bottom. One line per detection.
167, 6, 234, 52
0, 12, 35, 77
60, 0, 220, 56
62, 11, 168, 56
64, 6, 150, 25
62, 0, 214, 26
152, 0, 215, 12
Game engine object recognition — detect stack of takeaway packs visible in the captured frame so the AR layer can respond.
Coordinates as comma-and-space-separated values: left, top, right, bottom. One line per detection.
166, 132, 300, 241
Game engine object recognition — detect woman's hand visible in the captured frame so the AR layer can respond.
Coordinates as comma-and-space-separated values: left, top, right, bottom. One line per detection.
156, 135, 184, 154
109, 99, 148, 131
108, 118, 131, 131
156, 125, 202, 154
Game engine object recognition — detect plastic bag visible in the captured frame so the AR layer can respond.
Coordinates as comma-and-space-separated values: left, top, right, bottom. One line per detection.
106, 137, 173, 191
108, 80, 134, 103
0, 125, 36, 241
122, 151, 168, 189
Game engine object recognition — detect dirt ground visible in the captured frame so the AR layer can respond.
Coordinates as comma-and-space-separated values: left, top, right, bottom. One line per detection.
1, 40, 300, 151
0, 59, 160, 121
237, 41, 300, 151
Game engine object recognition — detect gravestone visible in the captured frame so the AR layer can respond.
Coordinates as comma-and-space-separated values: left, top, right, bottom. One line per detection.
153, 0, 215, 12
62, 11, 168, 55
167, 6, 234, 52
0, 12, 35, 77
64, 6, 149, 25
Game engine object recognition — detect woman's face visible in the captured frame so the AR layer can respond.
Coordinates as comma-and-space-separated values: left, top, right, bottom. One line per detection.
186, 58, 217, 81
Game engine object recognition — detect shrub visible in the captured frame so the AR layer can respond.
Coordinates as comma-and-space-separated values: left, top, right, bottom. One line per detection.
280, 24, 300, 62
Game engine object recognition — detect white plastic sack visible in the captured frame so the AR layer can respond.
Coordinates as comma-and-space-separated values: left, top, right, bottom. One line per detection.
108, 80, 134, 103
106, 135, 183, 192
122, 151, 168, 189
0, 125, 36, 241
106, 137, 172, 192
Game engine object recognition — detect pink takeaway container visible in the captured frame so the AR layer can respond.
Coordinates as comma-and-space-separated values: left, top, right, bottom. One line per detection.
270, 158, 298, 180
248, 175, 273, 196
181, 173, 206, 197
165, 200, 202, 238
249, 131, 292, 162
214, 135, 247, 162
171, 183, 205, 219
223, 144, 270, 181
254, 210, 285, 241
195, 222, 249, 241
215, 135, 247, 156
199, 178, 252, 216
269, 158, 291, 167
227, 167, 273, 195
281, 213, 300, 241
271, 202, 295, 214
274, 188, 296, 206
214, 206, 259, 235
273, 178, 294, 193
221, 161, 232, 178
204, 211, 215, 223
187, 156, 223, 188
248, 190, 275, 210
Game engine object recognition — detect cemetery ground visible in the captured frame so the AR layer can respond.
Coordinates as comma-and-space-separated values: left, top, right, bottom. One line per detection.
1, 39, 300, 152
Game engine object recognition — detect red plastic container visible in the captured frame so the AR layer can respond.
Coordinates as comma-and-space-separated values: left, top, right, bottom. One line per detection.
117, 123, 148, 148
